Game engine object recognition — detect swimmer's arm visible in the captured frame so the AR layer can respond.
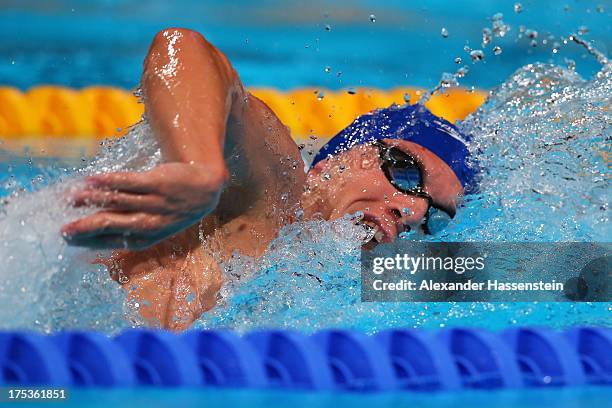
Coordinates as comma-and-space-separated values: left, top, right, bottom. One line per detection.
141, 28, 242, 167
61, 28, 248, 249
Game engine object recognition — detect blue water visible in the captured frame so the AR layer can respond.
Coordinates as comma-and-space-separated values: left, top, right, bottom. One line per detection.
16, 386, 612, 408
0, 0, 610, 90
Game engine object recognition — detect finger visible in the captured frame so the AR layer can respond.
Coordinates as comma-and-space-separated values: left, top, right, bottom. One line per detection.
86, 172, 158, 194
61, 211, 165, 240
65, 233, 153, 250
72, 190, 167, 213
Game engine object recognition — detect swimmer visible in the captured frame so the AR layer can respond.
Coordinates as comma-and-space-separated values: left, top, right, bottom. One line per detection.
61, 28, 478, 329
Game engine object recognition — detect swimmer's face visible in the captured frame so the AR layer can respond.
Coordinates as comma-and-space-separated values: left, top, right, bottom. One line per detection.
305, 138, 463, 242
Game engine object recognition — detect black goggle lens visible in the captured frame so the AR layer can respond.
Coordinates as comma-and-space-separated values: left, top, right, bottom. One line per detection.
381, 146, 423, 193
388, 163, 422, 192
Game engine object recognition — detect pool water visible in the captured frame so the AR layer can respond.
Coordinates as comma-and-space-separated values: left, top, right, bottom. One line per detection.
0, 0, 610, 90
19, 386, 612, 408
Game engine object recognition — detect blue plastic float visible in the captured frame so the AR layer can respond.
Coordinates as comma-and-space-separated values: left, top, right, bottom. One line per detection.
0, 327, 610, 391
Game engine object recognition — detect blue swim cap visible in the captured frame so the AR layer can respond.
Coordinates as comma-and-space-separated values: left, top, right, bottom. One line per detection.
311, 104, 479, 193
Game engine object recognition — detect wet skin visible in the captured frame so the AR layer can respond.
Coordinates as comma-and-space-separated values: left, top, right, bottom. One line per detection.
61, 28, 463, 330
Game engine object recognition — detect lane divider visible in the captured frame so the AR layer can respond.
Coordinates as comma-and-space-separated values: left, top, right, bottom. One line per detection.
0, 327, 608, 390
0, 86, 486, 141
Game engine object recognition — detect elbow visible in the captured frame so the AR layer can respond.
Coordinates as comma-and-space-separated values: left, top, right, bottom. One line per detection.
145, 27, 238, 87
150, 27, 211, 51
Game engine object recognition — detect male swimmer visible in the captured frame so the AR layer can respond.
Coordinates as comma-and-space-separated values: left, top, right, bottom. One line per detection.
61, 28, 478, 329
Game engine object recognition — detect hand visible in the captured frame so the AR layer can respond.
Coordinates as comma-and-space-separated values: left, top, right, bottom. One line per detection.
61, 162, 228, 249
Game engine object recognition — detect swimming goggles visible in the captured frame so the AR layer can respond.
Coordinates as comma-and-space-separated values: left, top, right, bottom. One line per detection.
371, 140, 453, 235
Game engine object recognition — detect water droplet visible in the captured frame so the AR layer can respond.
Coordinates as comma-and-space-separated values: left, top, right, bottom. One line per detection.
403, 93, 411, 103
347, 87, 356, 95
482, 28, 492, 47
469, 49, 485, 62
491, 13, 510, 37
338, 163, 346, 172
324, 66, 331, 73
316, 91, 325, 100
441, 27, 449, 38
530, 39, 538, 47
514, 3, 522, 13
369, 14, 376, 23
325, 24, 332, 32
526, 29, 538, 39
454, 57, 462, 64
402, 207, 411, 215
322, 173, 331, 181
440, 72, 457, 88
493, 46, 502, 55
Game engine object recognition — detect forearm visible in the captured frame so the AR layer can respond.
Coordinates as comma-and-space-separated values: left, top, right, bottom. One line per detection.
142, 28, 242, 171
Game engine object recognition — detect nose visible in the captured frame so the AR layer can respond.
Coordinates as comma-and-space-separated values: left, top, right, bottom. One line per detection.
388, 195, 430, 231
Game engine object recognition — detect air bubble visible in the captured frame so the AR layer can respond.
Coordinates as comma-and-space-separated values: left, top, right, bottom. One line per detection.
493, 46, 502, 55
441, 27, 449, 38
514, 3, 522, 13
324, 66, 331, 73
454, 57, 462, 64
369, 14, 376, 23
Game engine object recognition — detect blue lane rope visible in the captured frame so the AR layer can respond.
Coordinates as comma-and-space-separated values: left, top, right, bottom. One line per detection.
0, 327, 610, 391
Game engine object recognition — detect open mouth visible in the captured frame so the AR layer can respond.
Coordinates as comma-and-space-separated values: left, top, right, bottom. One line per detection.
352, 213, 394, 245
353, 211, 409, 246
